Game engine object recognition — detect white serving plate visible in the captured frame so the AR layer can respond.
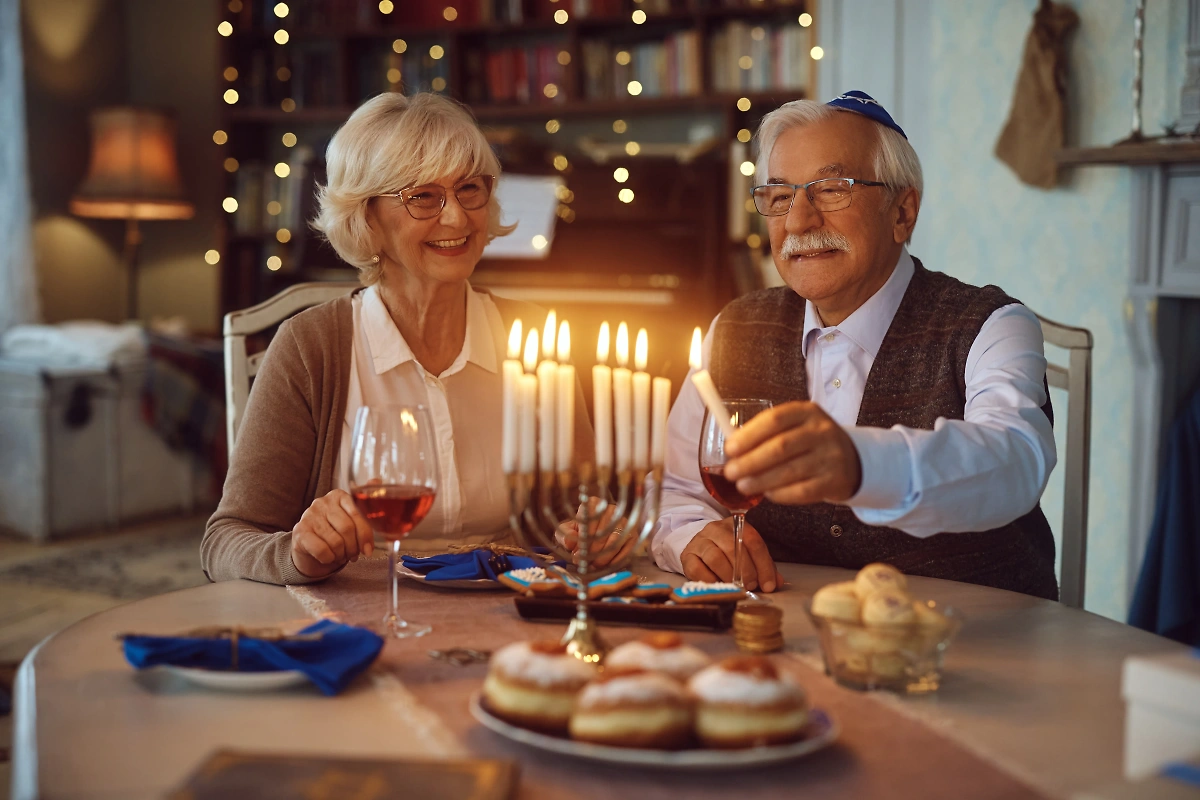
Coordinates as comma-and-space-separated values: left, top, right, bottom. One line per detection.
162, 666, 310, 692
395, 562, 506, 590
469, 692, 839, 769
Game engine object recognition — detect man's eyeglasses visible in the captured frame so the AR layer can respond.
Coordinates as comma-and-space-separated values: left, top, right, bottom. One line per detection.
378, 175, 496, 220
751, 177, 888, 216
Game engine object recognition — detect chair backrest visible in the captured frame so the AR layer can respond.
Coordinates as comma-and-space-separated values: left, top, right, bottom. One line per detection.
223, 281, 359, 452
1035, 313, 1093, 609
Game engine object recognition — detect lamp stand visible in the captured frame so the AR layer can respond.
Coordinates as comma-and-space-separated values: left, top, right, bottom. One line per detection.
123, 218, 142, 321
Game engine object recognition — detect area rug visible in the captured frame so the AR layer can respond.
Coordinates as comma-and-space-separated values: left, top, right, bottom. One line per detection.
0, 517, 210, 600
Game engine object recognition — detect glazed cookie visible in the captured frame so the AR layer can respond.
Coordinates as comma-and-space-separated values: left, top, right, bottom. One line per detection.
670, 581, 747, 604
586, 571, 639, 599
497, 567, 569, 597
630, 581, 673, 600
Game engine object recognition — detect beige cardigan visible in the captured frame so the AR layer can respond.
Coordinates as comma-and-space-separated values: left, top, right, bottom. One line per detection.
201, 289, 584, 585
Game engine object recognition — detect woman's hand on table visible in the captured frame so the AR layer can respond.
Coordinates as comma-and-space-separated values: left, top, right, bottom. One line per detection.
290, 490, 375, 578
680, 517, 782, 592
555, 498, 630, 568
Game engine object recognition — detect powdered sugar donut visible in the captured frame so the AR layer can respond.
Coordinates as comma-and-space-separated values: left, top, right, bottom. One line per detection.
569, 668, 693, 749
482, 640, 597, 733
688, 656, 808, 748
605, 632, 712, 681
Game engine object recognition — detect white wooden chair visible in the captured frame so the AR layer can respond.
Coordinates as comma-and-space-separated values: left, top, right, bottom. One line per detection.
1036, 314, 1093, 609
223, 281, 359, 452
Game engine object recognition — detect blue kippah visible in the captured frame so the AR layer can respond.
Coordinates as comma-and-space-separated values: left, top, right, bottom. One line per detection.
826, 90, 907, 140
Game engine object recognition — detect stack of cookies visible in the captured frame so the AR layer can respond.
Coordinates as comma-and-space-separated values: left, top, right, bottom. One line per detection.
732, 603, 784, 654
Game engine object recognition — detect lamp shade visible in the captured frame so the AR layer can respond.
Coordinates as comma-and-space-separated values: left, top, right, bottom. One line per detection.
70, 107, 194, 220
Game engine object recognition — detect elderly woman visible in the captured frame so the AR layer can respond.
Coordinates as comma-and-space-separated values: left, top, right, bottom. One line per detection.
202, 92, 590, 584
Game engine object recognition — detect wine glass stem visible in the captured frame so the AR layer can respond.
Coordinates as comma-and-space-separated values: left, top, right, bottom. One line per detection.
388, 538, 400, 623
732, 512, 745, 589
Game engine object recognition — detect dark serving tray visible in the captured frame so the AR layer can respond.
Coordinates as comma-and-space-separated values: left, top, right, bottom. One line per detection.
513, 596, 737, 631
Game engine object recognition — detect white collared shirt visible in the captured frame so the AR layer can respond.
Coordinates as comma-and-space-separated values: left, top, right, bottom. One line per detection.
650, 249, 1057, 575
334, 283, 512, 552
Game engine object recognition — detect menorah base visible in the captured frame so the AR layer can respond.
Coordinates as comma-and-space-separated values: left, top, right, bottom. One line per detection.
560, 613, 608, 663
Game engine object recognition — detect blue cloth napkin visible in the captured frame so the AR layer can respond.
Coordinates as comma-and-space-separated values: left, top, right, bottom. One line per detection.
401, 549, 556, 581
122, 620, 383, 696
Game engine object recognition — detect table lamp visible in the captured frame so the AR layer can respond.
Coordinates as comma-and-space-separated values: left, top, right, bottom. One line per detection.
70, 107, 194, 320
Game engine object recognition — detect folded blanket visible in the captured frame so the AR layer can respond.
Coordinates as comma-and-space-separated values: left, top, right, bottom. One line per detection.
122, 620, 383, 696
401, 549, 557, 581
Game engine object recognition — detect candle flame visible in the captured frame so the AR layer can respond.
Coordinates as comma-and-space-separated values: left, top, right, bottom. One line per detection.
523, 329, 539, 372
557, 321, 570, 362
542, 310, 557, 360
507, 319, 522, 360
615, 322, 629, 368
689, 327, 702, 370
635, 328, 648, 371
596, 321, 610, 363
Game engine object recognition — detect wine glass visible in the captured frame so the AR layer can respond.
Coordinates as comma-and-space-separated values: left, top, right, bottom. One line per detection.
350, 405, 440, 639
698, 398, 774, 597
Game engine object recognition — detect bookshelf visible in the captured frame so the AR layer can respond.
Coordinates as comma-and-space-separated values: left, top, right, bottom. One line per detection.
214, 0, 815, 386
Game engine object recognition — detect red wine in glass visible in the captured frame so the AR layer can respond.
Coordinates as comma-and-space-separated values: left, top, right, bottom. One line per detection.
699, 465, 762, 512
351, 485, 437, 539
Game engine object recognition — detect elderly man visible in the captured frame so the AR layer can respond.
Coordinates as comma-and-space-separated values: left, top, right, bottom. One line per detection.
651, 91, 1058, 601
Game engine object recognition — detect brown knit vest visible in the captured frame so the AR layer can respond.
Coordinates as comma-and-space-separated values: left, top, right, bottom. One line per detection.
710, 259, 1059, 601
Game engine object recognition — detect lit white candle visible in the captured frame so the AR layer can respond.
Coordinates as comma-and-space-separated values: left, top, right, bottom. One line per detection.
555, 321, 574, 472
612, 322, 633, 472
632, 328, 651, 470
537, 311, 558, 473
501, 319, 522, 474
651, 376, 671, 467
592, 322, 613, 470
519, 329, 540, 474
688, 326, 735, 438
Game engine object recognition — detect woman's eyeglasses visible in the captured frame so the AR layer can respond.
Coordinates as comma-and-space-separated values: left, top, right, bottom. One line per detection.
378, 175, 496, 220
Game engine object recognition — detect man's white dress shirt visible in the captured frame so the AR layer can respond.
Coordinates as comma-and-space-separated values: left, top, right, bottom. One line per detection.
651, 249, 1057, 575
333, 283, 513, 552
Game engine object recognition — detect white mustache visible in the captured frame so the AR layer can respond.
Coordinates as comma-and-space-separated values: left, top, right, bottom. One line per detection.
779, 232, 851, 257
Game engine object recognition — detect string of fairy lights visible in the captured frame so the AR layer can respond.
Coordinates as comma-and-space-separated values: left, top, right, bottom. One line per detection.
206, 2, 820, 271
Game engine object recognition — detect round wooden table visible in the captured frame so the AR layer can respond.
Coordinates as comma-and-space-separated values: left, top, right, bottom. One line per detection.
10, 562, 1186, 800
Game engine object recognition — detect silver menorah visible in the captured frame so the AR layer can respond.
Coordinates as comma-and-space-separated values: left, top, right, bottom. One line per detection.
508, 464, 663, 662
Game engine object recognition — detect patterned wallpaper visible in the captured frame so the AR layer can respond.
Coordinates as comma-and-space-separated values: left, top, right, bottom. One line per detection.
918, 0, 1187, 620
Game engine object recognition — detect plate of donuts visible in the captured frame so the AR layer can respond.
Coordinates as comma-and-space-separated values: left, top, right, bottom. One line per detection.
470, 637, 840, 769
470, 692, 838, 768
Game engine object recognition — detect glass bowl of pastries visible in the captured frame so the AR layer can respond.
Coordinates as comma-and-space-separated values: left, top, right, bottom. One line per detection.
804, 563, 962, 694
480, 633, 814, 750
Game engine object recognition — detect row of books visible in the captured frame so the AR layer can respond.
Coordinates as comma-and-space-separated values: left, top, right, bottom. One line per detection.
356, 45, 452, 103
227, 0, 808, 30
580, 30, 702, 100
461, 45, 569, 105
710, 20, 812, 94
235, 44, 338, 108
229, 148, 314, 237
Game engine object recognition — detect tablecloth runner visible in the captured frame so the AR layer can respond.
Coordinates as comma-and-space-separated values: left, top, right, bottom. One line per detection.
291, 556, 1051, 800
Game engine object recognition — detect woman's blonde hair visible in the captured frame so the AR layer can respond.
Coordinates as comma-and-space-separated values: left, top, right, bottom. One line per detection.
313, 92, 514, 284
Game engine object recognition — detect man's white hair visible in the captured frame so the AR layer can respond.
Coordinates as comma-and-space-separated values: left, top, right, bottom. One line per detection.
754, 99, 924, 202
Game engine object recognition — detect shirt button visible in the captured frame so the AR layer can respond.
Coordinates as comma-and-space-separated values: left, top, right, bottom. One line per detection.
832, 378, 842, 389
823, 333, 835, 342
830, 524, 843, 537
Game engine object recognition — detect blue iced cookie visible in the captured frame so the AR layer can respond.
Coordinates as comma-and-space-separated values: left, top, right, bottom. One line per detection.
497, 567, 570, 597
631, 581, 673, 600
587, 571, 639, 599
670, 581, 747, 604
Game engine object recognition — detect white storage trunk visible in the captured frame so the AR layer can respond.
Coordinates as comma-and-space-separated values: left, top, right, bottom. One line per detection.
0, 358, 195, 540
1123, 651, 1200, 780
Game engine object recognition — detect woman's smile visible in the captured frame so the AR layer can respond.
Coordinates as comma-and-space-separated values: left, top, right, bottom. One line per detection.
424, 235, 470, 255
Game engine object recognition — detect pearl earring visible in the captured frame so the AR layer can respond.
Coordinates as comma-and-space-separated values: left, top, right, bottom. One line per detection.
371, 254, 380, 265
